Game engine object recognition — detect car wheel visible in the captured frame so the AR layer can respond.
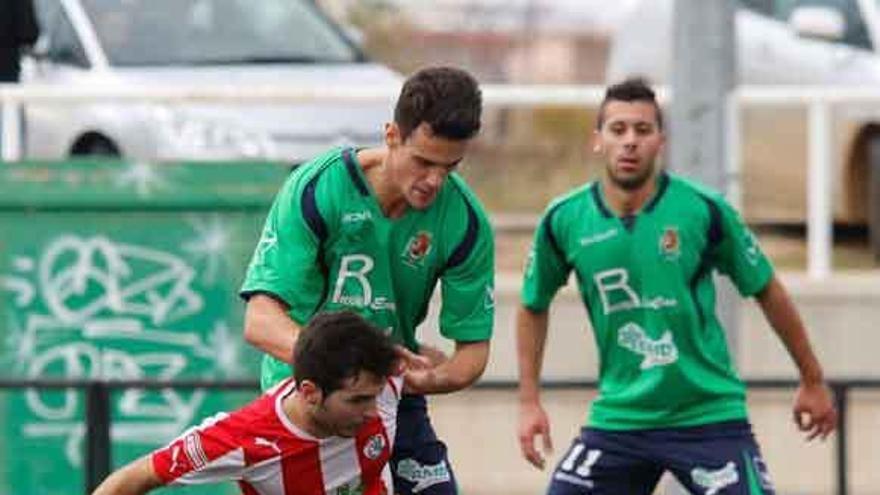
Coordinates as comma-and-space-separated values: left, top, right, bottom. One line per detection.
868, 135, 880, 261
71, 135, 121, 157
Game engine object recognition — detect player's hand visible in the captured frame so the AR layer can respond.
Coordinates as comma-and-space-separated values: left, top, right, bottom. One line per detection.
793, 381, 837, 441
402, 367, 435, 395
417, 343, 449, 367
393, 345, 432, 374
518, 401, 553, 470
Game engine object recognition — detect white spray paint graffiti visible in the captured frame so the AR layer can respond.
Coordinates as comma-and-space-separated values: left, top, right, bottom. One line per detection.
39, 235, 203, 326
113, 161, 168, 198
1, 228, 243, 467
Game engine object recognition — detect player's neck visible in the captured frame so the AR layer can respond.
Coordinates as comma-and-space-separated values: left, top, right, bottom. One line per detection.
600, 173, 659, 217
358, 148, 408, 219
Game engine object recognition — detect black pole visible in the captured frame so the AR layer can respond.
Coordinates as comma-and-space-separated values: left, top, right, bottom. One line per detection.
834, 384, 848, 495
85, 381, 112, 494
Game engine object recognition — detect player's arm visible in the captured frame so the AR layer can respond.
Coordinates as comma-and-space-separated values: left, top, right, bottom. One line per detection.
710, 195, 837, 441
515, 204, 570, 469
403, 339, 489, 394
240, 171, 327, 365
408, 195, 495, 395
516, 305, 553, 470
243, 294, 302, 364
755, 275, 837, 440
91, 456, 163, 495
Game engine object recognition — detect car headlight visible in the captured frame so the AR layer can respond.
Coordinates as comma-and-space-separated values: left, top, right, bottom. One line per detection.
153, 107, 277, 159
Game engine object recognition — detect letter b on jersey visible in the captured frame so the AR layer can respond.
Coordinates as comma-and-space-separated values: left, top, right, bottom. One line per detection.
332, 254, 375, 308
594, 268, 640, 315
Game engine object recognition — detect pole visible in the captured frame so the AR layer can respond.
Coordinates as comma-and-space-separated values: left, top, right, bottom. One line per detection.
85, 381, 112, 494
668, 1, 736, 492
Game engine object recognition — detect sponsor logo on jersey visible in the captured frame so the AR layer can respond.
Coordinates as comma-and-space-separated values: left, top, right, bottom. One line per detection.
691, 461, 739, 495
363, 434, 386, 460
659, 226, 680, 260
524, 248, 536, 278
331, 254, 395, 312
402, 231, 433, 267
484, 285, 495, 309
580, 228, 619, 247
641, 296, 678, 310
743, 230, 762, 266
617, 323, 679, 369
594, 268, 678, 315
396, 459, 451, 493
253, 227, 278, 265
342, 210, 373, 224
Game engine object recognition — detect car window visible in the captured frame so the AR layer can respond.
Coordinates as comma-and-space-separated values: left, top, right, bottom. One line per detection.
739, 0, 775, 16
774, 0, 872, 50
79, 0, 362, 66
46, 7, 90, 68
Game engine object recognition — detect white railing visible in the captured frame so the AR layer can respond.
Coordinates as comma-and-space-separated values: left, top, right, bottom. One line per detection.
1, 83, 877, 279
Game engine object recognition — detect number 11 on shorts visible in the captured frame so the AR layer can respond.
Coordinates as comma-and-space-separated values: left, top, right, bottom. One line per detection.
560, 444, 603, 478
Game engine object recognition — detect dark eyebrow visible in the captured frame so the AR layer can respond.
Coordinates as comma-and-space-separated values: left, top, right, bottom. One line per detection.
414, 154, 462, 170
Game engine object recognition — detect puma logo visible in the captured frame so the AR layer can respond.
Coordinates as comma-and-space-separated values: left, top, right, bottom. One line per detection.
255, 437, 281, 454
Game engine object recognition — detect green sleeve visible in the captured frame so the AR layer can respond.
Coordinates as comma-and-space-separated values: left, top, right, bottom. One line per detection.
239, 173, 327, 320
712, 197, 774, 297
438, 207, 495, 342
520, 208, 571, 312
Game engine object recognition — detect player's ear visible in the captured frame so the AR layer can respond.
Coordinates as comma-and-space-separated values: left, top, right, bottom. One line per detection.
299, 380, 323, 406
591, 130, 602, 153
385, 122, 401, 147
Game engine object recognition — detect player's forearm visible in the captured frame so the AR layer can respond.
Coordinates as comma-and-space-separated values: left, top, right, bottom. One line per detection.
92, 457, 162, 495
243, 295, 301, 364
757, 276, 824, 385
516, 306, 549, 404
408, 340, 489, 394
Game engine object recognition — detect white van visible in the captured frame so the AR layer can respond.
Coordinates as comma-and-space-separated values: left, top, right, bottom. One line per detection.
21, 0, 399, 162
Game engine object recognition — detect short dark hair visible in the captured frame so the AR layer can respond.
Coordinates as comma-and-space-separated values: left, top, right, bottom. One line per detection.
293, 311, 396, 396
394, 66, 482, 141
596, 77, 663, 131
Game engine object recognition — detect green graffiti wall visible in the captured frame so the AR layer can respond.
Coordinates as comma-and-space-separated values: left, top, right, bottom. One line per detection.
0, 159, 291, 495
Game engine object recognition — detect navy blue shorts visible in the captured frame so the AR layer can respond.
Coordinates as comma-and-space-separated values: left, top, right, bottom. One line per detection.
547, 421, 775, 495
391, 394, 458, 495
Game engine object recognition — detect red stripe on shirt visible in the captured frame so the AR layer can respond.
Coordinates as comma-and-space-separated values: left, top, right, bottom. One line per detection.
355, 419, 392, 495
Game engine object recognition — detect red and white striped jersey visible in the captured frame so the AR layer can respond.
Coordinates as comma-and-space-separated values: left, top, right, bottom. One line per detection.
151, 376, 402, 495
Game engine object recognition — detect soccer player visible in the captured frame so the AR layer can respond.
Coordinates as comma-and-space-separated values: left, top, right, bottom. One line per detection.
91, 311, 402, 495
240, 66, 493, 495
516, 78, 838, 494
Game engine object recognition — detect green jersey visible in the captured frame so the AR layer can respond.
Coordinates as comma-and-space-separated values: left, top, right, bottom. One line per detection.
522, 173, 773, 430
242, 147, 495, 390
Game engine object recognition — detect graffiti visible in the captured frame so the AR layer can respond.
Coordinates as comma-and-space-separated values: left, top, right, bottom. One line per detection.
183, 215, 232, 285
1, 228, 242, 467
114, 161, 168, 197
39, 235, 203, 326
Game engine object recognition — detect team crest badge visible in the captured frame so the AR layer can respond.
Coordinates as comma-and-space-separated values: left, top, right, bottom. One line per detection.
659, 226, 680, 260
363, 434, 386, 460
402, 231, 433, 266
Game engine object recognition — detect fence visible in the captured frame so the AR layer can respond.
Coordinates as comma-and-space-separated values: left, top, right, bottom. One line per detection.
0, 378, 874, 495
3, 83, 880, 278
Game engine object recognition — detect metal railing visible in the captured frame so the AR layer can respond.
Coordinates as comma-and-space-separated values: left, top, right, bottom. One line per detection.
0, 377, 875, 495
3, 83, 880, 278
